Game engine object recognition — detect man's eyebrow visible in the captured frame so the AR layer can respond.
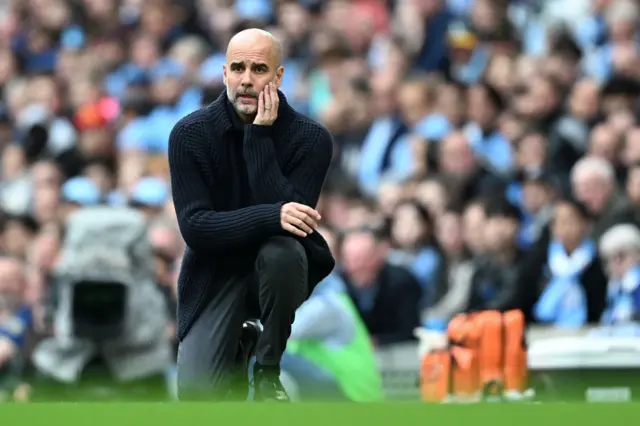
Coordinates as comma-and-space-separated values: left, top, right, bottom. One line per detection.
229, 60, 270, 68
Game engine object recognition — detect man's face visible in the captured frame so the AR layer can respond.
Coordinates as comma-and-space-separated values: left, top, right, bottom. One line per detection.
152, 77, 182, 104
588, 125, 618, 162
32, 161, 61, 190
573, 173, 612, 215
484, 216, 518, 253
436, 84, 464, 126
1, 145, 26, 180
467, 86, 495, 127
377, 181, 404, 216
32, 186, 60, 224
279, 2, 309, 38
341, 232, 385, 288
552, 203, 587, 250
2, 221, 32, 258
569, 79, 600, 119
440, 133, 475, 176
517, 133, 546, 171
397, 83, 429, 127
605, 249, 638, 280
223, 36, 284, 119
29, 75, 59, 112
528, 77, 558, 118
522, 181, 549, 214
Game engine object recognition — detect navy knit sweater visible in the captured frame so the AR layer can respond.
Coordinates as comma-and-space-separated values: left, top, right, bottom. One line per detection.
168, 90, 335, 340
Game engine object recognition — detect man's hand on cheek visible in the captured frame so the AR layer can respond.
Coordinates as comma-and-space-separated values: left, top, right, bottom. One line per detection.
253, 83, 280, 126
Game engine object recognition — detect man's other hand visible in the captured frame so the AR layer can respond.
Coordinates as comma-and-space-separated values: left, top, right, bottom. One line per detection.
253, 83, 279, 126
280, 202, 321, 237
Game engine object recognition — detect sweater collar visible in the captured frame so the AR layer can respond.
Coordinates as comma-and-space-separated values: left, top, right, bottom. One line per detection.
225, 96, 246, 131
210, 88, 295, 136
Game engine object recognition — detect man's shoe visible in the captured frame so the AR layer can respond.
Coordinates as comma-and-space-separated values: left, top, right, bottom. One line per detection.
253, 365, 290, 402
239, 320, 261, 367
226, 320, 261, 401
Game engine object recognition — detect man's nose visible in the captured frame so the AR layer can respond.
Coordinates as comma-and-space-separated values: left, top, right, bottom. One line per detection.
240, 69, 253, 87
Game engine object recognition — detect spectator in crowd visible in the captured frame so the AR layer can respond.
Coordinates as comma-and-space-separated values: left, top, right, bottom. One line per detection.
414, 176, 450, 218
437, 131, 504, 203
463, 81, 513, 176
1, 215, 39, 260
388, 199, 441, 308
467, 198, 523, 313
531, 197, 607, 327
518, 173, 555, 250
340, 227, 422, 346
599, 224, 640, 324
423, 203, 474, 330
461, 197, 488, 260
571, 157, 633, 240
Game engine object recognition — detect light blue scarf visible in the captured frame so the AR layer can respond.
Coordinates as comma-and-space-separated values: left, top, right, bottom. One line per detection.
601, 266, 640, 325
533, 240, 595, 327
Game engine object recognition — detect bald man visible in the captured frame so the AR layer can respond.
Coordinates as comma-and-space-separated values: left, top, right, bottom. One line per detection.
168, 29, 334, 401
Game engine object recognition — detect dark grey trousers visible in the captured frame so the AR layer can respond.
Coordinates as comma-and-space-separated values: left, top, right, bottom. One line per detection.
177, 236, 309, 400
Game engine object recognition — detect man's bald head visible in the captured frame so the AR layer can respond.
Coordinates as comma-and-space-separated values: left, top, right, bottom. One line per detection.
226, 28, 283, 67
223, 28, 285, 122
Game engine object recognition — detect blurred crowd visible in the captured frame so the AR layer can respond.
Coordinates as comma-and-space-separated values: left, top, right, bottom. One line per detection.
2, 0, 640, 399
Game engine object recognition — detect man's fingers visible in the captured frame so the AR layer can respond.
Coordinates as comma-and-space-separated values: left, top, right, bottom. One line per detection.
291, 210, 318, 229
271, 84, 279, 113
282, 222, 307, 237
298, 205, 321, 220
287, 203, 321, 220
280, 202, 321, 238
285, 205, 318, 229
285, 212, 314, 234
294, 209, 318, 229
257, 91, 264, 116
264, 84, 271, 110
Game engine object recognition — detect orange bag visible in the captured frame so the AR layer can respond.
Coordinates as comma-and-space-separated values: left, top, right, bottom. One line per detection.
503, 309, 527, 393
419, 309, 527, 402
474, 310, 504, 396
419, 350, 451, 402
447, 314, 481, 399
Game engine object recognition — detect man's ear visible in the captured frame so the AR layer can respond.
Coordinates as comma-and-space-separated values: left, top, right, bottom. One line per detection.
222, 64, 228, 85
275, 66, 284, 89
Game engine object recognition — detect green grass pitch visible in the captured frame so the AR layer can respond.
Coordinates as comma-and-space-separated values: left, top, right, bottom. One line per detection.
1, 403, 638, 426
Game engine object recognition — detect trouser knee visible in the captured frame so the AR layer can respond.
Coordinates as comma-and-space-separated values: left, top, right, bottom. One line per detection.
256, 236, 309, 306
